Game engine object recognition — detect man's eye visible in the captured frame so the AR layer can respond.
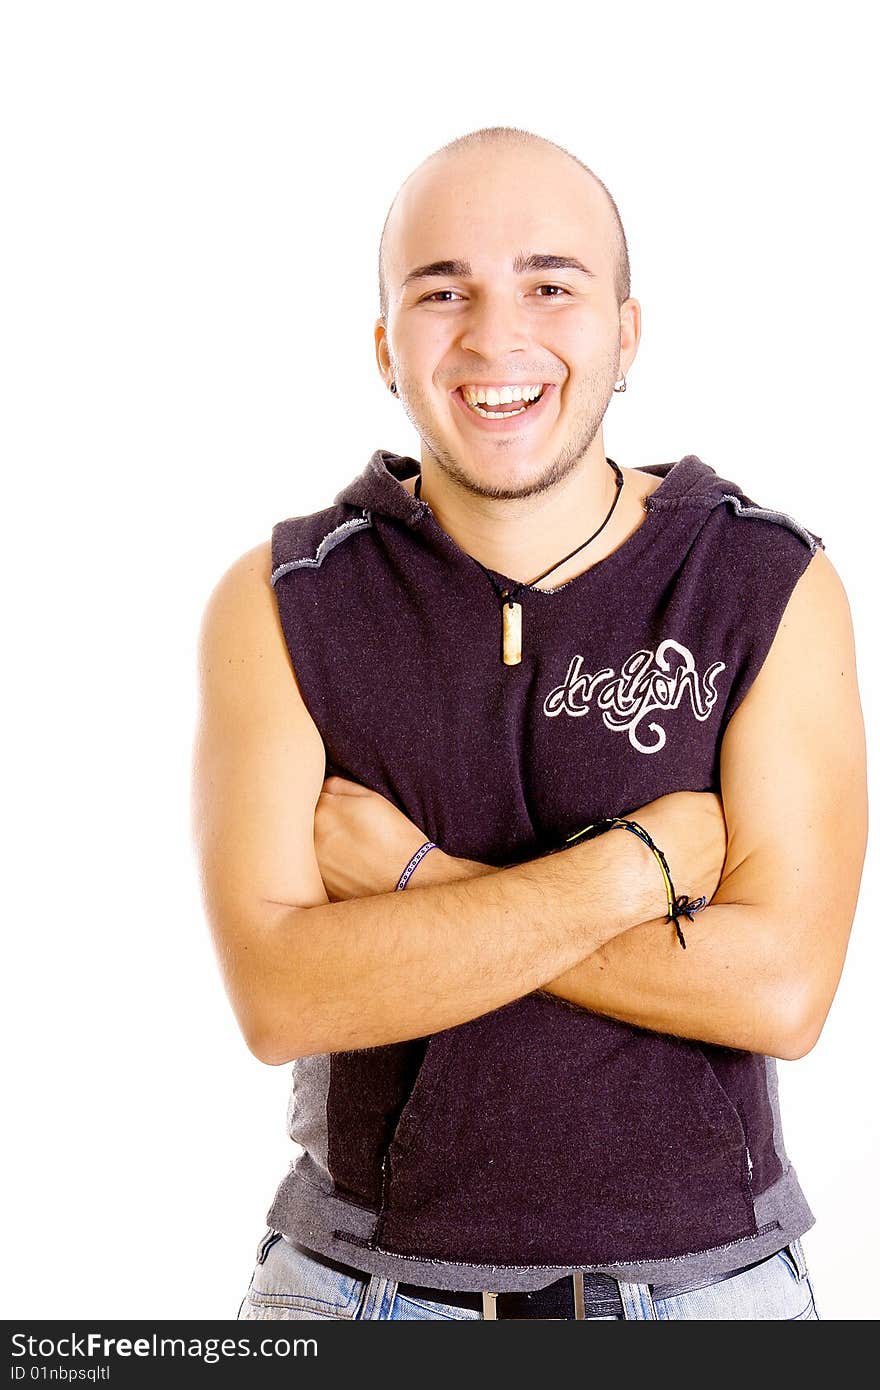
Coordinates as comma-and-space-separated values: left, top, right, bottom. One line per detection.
420, 285, 570, 303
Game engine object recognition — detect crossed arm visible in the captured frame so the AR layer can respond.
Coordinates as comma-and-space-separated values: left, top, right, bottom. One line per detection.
193, 544, 867, 1064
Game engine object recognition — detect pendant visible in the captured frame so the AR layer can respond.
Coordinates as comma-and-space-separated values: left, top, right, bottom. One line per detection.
502, 598, 522, 666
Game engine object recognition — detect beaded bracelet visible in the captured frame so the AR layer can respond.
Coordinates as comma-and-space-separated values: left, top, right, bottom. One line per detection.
561, 817, 708, 950
396, 841, 438, 892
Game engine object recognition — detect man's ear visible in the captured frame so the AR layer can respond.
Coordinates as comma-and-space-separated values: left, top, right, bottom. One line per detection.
619, 297, 641, 377
374, 318, 394, 390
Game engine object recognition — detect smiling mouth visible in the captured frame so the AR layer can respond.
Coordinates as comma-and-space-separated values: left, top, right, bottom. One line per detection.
456, 384, 549, 419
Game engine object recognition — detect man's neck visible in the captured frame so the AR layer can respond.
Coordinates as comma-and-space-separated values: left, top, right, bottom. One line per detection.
405, 439, 658, 589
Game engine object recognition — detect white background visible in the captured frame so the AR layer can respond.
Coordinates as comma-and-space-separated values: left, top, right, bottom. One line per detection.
2, 1, 876, 1320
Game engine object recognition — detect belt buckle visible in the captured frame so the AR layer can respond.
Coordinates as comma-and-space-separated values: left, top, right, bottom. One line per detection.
481, 1273, 587, 1321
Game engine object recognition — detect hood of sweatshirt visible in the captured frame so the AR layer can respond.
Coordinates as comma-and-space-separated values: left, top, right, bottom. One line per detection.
330, 449, 822, 553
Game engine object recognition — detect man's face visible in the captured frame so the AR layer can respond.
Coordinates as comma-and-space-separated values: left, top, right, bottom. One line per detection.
376, 145, 637, 501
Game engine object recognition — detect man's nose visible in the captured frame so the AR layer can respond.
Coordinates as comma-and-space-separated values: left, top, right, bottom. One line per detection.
458, 290, 532, 361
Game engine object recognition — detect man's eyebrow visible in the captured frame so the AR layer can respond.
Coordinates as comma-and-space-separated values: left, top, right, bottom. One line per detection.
515, 253, 595, 278
401, 252, 596, 289
402, 259, 471, 288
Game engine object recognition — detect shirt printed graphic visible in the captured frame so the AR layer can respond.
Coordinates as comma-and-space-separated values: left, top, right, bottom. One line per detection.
543, 638, 727, 754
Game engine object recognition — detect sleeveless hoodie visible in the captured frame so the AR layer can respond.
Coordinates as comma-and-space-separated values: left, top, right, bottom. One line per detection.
263, 449, 823, 1293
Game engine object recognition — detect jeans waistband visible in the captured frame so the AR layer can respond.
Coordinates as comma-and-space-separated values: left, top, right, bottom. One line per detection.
291, 1241, 789, 1319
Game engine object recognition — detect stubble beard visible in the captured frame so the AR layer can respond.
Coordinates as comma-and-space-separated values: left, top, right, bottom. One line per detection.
395, 349, 620, 502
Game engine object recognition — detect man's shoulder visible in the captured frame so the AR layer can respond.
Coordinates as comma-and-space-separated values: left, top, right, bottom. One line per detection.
198, 540, 277, 663
717, 487, 823, 556
196, 538, 320, 733
774, 545, 850, 632
270, 503, 373, 587
677, 465, 825, 571
640, 455, 824, 558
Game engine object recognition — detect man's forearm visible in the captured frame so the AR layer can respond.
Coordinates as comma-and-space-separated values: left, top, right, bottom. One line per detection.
416, 853, 802, 1056
249, 832, 659, 1064
538, 902, 805, 1055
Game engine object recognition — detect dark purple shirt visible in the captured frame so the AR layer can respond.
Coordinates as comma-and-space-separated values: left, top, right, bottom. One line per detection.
262, 449, 822, 1292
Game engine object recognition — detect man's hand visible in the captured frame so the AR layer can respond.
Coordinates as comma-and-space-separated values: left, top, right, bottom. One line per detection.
315, 775, 435, 899
622, 790, 727, 914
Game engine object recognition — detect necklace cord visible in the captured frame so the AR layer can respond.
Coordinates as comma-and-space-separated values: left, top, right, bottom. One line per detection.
413, 459, 624, 608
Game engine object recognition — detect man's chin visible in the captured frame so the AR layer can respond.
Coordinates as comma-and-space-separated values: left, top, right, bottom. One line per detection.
426, 451, 565, 503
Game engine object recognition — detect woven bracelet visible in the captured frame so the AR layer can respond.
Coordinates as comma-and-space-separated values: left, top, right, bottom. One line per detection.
396, 841, 438, 892
562, 817, 707, 950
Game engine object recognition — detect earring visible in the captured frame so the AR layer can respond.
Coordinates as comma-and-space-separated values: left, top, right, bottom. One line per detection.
613, 376, 627, 393
390, 381, 398, 395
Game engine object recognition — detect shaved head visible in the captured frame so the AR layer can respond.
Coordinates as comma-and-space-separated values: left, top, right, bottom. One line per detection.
372, 124, 641, 511
377, 126, 631, 322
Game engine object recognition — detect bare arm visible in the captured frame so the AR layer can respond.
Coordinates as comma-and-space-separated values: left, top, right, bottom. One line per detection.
191, 542, 661, 1063
409, 551, 868, 1059
190, 543, 717, 1065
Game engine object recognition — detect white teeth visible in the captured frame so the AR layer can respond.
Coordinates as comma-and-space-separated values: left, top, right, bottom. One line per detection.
473, 406, 526, 418
461, 383, 544, 406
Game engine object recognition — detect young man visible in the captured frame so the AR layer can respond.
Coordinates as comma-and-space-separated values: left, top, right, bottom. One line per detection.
192, 127, 867, 1320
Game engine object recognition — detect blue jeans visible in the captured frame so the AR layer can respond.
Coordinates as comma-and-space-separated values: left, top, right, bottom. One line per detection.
238, 1232, 820, 1320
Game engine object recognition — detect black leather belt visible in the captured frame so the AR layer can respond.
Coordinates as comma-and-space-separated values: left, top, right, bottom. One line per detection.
292, 1241, 784, 1319
398, 1271, 624, 1319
